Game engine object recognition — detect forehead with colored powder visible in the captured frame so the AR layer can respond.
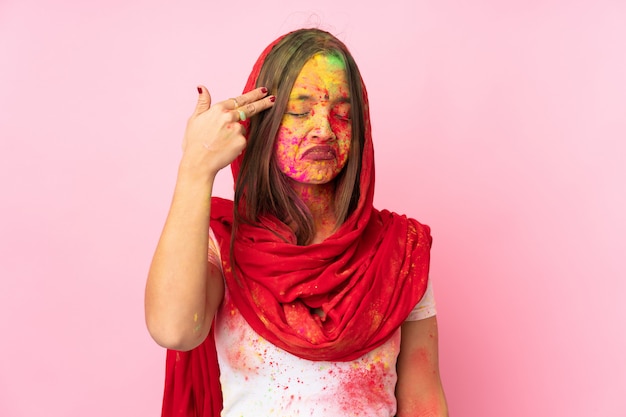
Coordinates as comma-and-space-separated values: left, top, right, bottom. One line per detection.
289, 53, 349, 99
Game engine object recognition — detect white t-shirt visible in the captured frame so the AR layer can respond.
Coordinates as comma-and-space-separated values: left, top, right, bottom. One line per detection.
208, 230, 436, 417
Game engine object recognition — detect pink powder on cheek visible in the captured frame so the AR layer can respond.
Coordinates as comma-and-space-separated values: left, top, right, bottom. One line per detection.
274, 129, 313, 182
275, 127, 299, 157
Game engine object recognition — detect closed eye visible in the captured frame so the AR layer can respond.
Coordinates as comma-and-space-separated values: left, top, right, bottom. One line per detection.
332, 102, 351, 121
332, 109, 351, 121
286, 112, 310, 118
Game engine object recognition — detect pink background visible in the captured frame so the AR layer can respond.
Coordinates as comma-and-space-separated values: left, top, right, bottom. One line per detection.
1, 0, 625, 416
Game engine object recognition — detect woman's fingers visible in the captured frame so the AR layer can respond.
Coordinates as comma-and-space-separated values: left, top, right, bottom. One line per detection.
228, 87, 269, 109
236, 97, 276, 121
226, 87, 276, 121
193, 85, 212, 115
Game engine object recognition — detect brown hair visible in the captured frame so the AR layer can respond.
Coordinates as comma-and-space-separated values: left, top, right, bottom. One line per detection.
234, 28, 366, 245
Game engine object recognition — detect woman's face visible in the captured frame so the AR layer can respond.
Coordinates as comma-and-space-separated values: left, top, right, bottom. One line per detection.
274, 54, 352, 185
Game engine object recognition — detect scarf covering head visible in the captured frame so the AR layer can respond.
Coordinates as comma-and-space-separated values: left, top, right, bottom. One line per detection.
161, 29, 432, 417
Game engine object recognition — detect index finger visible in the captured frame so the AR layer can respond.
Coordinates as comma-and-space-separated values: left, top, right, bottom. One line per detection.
231, 86, 270, 109
233, 88, 276, 120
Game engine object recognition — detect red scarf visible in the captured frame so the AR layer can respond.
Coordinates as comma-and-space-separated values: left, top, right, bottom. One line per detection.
161, 30, 432, 417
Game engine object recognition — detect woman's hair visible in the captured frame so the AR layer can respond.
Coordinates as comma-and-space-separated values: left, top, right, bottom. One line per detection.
234, 28, 366, 245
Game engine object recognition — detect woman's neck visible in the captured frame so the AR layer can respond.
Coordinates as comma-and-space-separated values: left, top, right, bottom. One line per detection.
289, 181, 337, 243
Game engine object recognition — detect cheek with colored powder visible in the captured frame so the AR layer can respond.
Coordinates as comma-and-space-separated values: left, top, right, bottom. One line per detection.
275, 126, 306, 179
329, 119, 352, 168
329, 120, 349, 137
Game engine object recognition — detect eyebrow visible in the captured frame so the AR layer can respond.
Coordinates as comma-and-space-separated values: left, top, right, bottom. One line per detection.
289, 94, 315, 101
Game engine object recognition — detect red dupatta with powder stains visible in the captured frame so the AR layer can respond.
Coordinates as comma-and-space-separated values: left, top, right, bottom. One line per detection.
161, 30, 432, 417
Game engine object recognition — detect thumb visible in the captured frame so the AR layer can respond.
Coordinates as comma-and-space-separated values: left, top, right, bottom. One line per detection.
193, 85, 212, 115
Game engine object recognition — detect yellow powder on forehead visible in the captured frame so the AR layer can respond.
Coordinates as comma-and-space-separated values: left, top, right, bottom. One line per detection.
289, 54, 349, 100
304, 53, 346, 75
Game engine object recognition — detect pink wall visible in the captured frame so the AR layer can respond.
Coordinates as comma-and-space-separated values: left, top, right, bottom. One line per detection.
1, 0, 624, 416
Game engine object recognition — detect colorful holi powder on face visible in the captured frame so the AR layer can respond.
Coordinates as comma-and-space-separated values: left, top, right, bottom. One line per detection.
274, 54, 352, 186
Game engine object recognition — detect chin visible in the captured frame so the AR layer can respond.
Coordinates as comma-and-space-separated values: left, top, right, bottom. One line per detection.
313, 169, 343, 184
291, 172, 340, 186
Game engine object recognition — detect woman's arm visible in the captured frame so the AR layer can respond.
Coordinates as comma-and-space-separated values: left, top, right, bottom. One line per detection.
144, 165, 223, 351
144, 86, 274, 351
396, 316, 449, 417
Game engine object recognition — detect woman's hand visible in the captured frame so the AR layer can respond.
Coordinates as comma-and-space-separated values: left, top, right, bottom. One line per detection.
180, 85, 275, 180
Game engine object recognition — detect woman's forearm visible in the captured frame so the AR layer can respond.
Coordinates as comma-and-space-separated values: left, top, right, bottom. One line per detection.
145, 167, 224, 351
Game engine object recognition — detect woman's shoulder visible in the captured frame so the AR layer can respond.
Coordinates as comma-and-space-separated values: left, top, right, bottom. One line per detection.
211, 196, 234, 207
375, 208, 431, 233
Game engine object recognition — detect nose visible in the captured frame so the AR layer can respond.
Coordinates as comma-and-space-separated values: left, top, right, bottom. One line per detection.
310, 111, 336, 142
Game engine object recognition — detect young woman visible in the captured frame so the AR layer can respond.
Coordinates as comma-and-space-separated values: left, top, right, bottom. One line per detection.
146, 28, 448, 417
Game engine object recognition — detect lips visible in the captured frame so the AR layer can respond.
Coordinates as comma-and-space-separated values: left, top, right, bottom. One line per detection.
301, 145, 336, 161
